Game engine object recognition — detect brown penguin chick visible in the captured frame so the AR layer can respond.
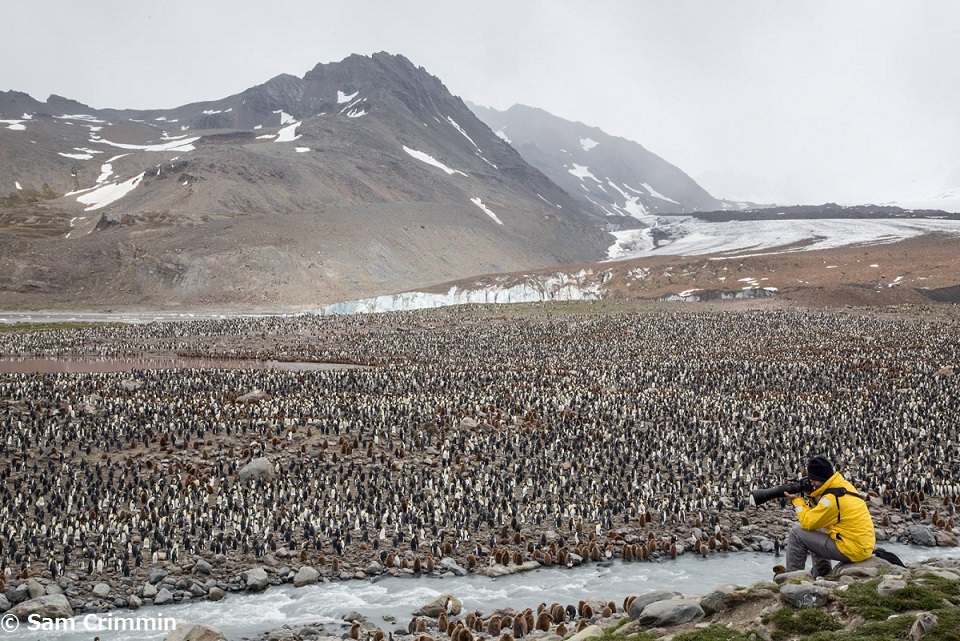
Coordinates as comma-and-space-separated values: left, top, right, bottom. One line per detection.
543, 551, 553, 566
601, 604, 613, 618
669, 543, 677, 558
450, 624, 464, 641
576, 620, 589, 632
438, 612, 449, 634
579, 602, 593, 619
536, 612, 552, 632
460, 629, 474, 641
523, 609, 534, 632
466, 553, 477, 569
555, 624, 568, 638
373, 631, 385, 641
512, 551, 523, 565
486, 616, 501, 636
473, 616, 484, 632
551, 603, 565, 624
413, 556, 423, 573
500, 616, 512, 631
772, 564, 787, 576
512, 615, 527, 638
332, 558, 340, 572
498, 634, 515, 641
465, 612, 477, 630
349, 624, 360, 640
416, 618, 428, 633
699, 543, 709, 557
425, 554, 436, 573
623, 595, 637, 613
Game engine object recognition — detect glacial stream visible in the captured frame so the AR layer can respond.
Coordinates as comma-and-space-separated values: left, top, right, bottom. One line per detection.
5, 543, 959, 641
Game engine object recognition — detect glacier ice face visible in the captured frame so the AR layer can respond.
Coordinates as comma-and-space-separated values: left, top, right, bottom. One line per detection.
314, 271, 607, 315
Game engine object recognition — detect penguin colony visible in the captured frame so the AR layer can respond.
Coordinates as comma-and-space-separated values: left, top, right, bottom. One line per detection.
0, 306, 958, 607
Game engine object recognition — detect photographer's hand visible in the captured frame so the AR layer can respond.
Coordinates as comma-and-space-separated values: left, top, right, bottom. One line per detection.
784, 492, 799, 500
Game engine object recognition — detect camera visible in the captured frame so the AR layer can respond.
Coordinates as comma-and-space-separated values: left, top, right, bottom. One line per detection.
751, 477, 814, 506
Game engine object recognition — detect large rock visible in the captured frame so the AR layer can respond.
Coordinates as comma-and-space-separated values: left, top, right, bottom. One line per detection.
193, 558, 213, 575
293, 566, 320, 587
877, 577, 908, 596
908, 525, 937, 546
440, 558, 467, 576
566, 625, 604, 641
244, 567, 270, 592
0, 594, 10, 612
413, 594, 462, 617
834, 556, 894, 578
774, 570, 815, 584
934, 530, 959, 547
7, 594, 74, 622
148, 567, 169, 584
7, 584, 29, 605
154, 588, 174, 606
474, 561, 540, 577
628, 591, 681, 619
26, 579, 45, 599
699, 590, 727, 616
779, 584, 830, 609
237, 389, 272, 403
637, 598, 705, 627
142, 583, 158, 598
239, 458, 276, 482
92, 582, 111, 599
909, 612, 939, 641
208, 587, 226, 602
164, 623, 228, 641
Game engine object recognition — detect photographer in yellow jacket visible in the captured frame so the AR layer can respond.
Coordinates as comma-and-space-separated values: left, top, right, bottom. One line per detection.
784, 456, 876, 577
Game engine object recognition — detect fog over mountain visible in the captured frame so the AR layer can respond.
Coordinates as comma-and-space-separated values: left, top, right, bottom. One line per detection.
469, 103, 726, 217
2, 51, 960, 312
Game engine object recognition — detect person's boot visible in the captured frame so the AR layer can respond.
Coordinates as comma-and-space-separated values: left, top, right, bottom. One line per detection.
812, 560, 833, 578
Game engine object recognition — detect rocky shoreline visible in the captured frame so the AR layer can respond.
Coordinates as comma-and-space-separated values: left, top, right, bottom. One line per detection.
122, 556, 960, 641
2, 503, 957, 622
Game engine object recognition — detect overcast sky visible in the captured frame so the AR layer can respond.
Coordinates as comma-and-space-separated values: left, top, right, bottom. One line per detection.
4, 0, 959, 207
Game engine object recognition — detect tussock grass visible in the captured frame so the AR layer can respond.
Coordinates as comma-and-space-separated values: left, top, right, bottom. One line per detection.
673, 625, 753, 641
771, 608, 842, 639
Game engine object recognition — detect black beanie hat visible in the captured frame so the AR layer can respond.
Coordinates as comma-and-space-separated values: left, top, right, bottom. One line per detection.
808, 456, 834, 482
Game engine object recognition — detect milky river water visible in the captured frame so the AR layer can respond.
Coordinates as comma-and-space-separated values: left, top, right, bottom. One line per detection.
4, 543, 958, 641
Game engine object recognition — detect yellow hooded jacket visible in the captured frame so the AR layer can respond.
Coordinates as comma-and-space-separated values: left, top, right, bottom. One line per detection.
791, 471, 876, 562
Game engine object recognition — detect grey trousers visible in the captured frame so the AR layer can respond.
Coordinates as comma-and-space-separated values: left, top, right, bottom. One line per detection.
786, 525, 851, 577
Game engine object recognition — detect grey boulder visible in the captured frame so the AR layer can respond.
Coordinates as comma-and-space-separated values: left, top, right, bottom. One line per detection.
164, 623, 228, 641
779, 584, 830, 609
637, 598, 705, 627
244, 567, 270, 592
7, 594, 74, 622
239, 458, 276, 482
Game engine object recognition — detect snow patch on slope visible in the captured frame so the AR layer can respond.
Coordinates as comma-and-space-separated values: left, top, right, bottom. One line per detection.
403, 146, 467, 176
470, 198, 504, 225
75, 172, 145, 211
